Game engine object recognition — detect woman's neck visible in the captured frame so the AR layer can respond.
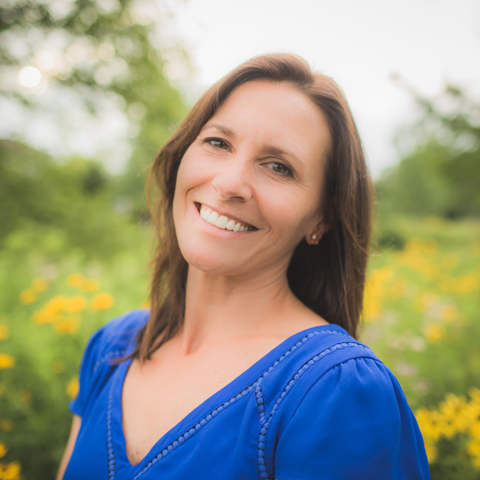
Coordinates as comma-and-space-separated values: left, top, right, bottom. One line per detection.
177, 264, 305, 356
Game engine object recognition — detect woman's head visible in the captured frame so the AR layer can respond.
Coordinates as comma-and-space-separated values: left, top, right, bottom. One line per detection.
172, 78, 332, 279
135, 53, 373, 362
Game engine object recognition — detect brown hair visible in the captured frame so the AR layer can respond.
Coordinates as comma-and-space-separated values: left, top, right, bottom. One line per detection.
123, 53, 373, 363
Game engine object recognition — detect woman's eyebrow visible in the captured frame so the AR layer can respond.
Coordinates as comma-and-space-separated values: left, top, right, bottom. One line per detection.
263, 145, 302, 165
201, 123, 303, 165
201, 123, 236, 137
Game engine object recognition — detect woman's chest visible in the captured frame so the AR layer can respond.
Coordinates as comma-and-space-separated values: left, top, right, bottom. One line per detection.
121, 342, 282, 466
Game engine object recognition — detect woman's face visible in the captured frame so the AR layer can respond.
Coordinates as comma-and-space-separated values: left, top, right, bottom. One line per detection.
172, 79, 331, 277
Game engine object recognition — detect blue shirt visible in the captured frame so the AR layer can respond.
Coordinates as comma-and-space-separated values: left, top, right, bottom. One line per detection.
65, 309, 430, 479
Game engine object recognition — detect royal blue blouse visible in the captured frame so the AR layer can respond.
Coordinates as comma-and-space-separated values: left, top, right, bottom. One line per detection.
64, 309, 430, 480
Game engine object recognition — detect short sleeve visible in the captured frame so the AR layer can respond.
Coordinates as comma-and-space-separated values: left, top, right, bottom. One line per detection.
274, 357, 430, 480
68, 309, 149, 417
69, 326, 105, 417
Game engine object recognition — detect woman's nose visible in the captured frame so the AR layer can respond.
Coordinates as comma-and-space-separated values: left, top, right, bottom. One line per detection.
211, 156, 253, 202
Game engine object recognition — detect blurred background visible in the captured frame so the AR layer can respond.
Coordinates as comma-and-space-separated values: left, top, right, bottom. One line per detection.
0, 0, 479, 478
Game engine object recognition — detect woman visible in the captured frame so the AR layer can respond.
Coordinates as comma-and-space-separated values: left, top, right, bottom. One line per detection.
57, 53, 430, 479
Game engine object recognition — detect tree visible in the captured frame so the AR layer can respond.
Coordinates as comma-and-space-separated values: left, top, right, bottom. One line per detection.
0, 138, 133, 261
376, 81, 480, 219
0, 0, 190, 219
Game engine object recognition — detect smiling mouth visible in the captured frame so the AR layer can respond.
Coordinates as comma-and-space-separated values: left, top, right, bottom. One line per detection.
195, 203, 257, 232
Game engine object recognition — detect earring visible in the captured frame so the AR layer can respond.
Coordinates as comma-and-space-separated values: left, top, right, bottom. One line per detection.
307, 231, 321, 245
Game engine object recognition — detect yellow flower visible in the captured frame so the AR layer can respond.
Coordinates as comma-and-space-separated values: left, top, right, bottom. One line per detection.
0, 354, 15, 369
389, 280, 407, 299
32, 310, 56, 325
457, 275, 478, 293
0, 443, 7, 458
31, 277, 48, 292
91, 293, 114, 311
424, 324, 444, 343
66, 296, 86, 313
362, 267, 395, 321
54, 318, 79, 334
82, 279, 101, 292
32, 295, 69, 324
0, 461, 22, 479
0, 326, 9, 341
19, 390, 32, 403
139, 300, 151, 309
66, 377, 79, 399
423, 441, 437, 463
441, 305, 458, 323
67, 273, 86, 288
19, 289, 36, 305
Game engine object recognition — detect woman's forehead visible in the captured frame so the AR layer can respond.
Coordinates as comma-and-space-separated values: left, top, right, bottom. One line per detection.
204, 80, 331, 164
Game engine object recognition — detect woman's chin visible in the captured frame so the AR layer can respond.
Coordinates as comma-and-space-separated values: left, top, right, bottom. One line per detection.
182, 248, 245, 277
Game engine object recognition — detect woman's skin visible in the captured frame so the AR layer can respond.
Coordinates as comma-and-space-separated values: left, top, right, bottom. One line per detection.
57, 79, 333, 476
170, 79, 332, 352
56, 415, 81, 480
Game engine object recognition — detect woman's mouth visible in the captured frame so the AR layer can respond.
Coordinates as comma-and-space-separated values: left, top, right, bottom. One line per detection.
195, 203, 257, 232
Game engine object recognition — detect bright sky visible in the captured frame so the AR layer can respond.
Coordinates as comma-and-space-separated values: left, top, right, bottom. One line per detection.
2, 0, 479, 176
171, 0, 480, 177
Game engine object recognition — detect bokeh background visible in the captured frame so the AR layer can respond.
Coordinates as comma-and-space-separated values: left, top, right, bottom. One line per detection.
1, 0, 479, 478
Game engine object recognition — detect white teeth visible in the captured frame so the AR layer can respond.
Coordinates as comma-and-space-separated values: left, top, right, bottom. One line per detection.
198, 204, 252, 232
200, 205, 211, 219
207, 211, 219, 224
216, 215, 229, 229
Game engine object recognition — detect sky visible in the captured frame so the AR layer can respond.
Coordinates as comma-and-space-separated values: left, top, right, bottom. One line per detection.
169, 0, 480, 177
2, 0, 479, 177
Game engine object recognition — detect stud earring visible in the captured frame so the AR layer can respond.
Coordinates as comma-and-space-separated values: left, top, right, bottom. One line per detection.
307, 231, 321, 245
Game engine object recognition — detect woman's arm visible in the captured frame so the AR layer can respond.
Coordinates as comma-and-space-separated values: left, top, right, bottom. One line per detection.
56, 415, 81, 480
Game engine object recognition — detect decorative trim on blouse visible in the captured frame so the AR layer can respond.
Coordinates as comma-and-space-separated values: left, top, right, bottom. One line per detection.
256, 341, 373, 479
105, 329, 352, 479
107, 378, 116, 479
94, 349, 127, 374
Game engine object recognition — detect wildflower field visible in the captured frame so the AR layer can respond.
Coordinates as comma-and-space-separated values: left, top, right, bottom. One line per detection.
0, 217, 479, 479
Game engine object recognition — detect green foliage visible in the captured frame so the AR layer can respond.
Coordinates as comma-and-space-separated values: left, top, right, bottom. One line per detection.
363, 218, 480, 478
376, 83, 480, 220
0, 231, 151, 478
0, 139, 132, 262
0, 216, 478, 478
0, 0, 189, 221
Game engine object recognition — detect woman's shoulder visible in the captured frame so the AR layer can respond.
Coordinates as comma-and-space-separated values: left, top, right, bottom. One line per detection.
79, 308, 150, 383
260, 323, 386, 423
262, 322, 417, 445
290, 323, 402, 406
269, 324, 431, 478
69, 309, 150, 417
91, 307, 149, 346
96, 308, 150, 352
280, 321, 382, 383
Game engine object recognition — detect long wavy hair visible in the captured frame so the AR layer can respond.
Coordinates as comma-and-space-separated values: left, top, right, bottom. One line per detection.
122, 53, 373, 363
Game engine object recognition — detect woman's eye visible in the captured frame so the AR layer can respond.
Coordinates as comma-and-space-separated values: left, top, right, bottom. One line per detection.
206, 138, 229, 150
267, 162, 292, 176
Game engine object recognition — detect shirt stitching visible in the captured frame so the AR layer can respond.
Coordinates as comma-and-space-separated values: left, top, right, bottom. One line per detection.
256, 342, 375, 479
105, 329, 348, 479
107, 377, 116, 479
93, 349, 127, 374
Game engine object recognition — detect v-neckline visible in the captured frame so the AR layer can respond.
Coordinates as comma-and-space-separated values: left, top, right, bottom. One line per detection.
109, 323, 346, 475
